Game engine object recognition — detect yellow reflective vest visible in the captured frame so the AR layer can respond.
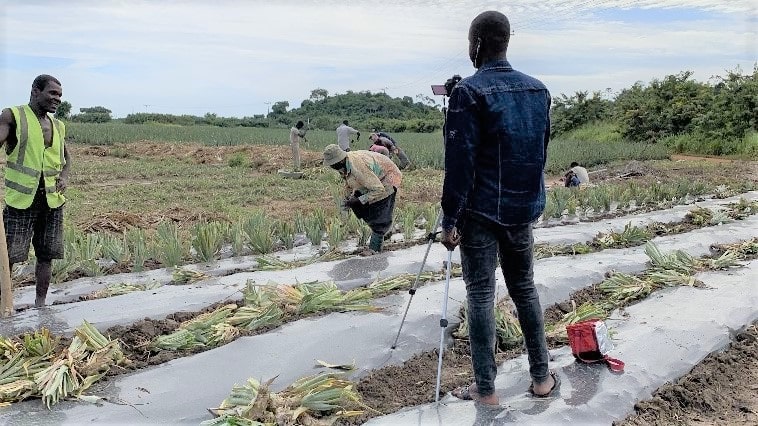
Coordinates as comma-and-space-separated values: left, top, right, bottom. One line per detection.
5, 105, 66, 209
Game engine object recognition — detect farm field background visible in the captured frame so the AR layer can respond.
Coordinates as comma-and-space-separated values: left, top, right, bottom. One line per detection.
2, 121, 758, 425
1, 121, 755, 284
62, 122, 720, 228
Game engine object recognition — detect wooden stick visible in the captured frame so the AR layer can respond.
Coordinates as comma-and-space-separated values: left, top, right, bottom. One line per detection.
0, 207, 13, 317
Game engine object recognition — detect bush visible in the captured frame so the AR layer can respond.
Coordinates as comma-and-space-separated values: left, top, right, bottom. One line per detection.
227, 153, 248, 167
664, 130, 758, 158
550, 91, 613, 137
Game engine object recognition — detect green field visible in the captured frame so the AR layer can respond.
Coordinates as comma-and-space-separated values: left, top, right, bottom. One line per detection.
67, 122, 672, 175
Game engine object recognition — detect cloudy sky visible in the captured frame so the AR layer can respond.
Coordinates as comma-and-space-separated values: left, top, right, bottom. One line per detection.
1, 0, 756, 118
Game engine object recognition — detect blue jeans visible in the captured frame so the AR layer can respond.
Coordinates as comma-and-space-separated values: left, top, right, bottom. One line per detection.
459, 217, 549, 397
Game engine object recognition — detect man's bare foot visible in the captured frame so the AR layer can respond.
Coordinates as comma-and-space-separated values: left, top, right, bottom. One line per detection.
451, 383, 500, 406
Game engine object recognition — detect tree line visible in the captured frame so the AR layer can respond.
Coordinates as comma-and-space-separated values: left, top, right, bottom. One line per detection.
550, 65, 757, 155
57, 65, 757, 154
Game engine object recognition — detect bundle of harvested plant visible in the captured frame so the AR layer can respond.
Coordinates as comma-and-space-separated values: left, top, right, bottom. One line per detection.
255, 255, 293, 270
85, 282, 156, 300
151, 304, 238, 351
0, 352, 48, 403
205, 373, 365, 426
494, 300, 523, 350
644, 269, 702, 287
286, 282, 374, 314
546, 302, 607, 342
150, 328, 202, 352
367, 274, 414, 295
227, 305, 283, 331
454, 299, 524, 351
704, 249, 743, 270
35, 348, 83, 408
644, 242, 698, 274
594, 222, 652, 249
33, 321, 126, 408
171, 267, 209, 285
599, 273, 655, 305
367, 266, 461, 297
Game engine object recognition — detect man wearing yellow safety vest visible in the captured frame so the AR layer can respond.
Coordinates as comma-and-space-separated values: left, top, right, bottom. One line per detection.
0, 75, 71, 307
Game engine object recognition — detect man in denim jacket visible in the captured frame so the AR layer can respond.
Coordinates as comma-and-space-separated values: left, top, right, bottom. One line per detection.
441, 11, 556, 405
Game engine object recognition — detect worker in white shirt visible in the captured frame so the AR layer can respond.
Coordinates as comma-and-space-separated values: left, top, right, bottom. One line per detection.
336, 120, 360, 151
565, 161, 590, 187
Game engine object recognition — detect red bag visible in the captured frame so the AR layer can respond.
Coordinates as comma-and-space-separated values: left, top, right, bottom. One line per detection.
566, 320, 625, 373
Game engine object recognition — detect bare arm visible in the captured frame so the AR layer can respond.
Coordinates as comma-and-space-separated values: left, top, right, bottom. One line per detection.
61, 144, 71, 179
57, 138, 71, 193
0, 108, 14, 148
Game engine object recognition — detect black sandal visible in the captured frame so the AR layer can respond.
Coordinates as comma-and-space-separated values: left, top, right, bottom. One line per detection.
528, 370, 561, 398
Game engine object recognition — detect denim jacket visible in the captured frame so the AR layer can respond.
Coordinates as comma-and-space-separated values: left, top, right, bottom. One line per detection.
441, 59, 551, 231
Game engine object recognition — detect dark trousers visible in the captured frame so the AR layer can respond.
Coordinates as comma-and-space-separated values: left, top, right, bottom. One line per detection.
350, 189, 396, 236
459, 217, 549, 397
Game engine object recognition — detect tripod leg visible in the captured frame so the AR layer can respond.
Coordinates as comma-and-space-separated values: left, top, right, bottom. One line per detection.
390, 210, 443, 349
435, 249, 454, 403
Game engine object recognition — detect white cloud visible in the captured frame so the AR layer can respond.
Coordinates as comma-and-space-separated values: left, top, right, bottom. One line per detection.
1, 0, 755, 117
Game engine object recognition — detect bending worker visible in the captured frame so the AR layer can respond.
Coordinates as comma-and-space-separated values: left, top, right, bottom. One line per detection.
369, 132, 411, 169
323, 144, 401, 255
0, 74, 71, 307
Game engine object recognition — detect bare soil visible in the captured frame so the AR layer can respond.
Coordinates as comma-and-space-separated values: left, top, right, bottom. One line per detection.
78, 142, 324, 173
618, 323, 758, 426
81, 208, 229, 233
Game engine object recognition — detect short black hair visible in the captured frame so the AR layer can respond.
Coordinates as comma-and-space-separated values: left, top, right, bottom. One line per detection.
570, 162, 579, 168
471, 11, 511, 51
296, 120, 304, 128
343, 120, 349, 125
32, 74, 61, 91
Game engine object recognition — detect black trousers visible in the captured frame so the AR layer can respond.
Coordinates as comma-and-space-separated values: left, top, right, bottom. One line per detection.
350, 189, 397, 236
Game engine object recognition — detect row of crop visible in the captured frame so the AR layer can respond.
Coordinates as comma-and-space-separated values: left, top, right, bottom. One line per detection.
541, 178, 753, 221
41, 202, 438, 283
204, 237, 758, 425
535, 200, 758, 259
456, 238, 758, 351
149, 268, 460, 352
78, 199, 756, 303
26, 183, 753, 285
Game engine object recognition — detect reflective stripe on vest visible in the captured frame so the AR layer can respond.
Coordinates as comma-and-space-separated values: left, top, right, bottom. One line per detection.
4, 179, 35, 195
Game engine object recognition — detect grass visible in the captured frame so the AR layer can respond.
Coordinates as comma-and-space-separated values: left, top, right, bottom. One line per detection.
664, 130, 758, 158
68, 122, 673, 174
1, 124, 751, 283
55, 141, 754, 237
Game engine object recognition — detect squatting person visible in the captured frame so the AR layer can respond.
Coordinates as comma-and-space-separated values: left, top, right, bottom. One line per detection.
322, 144, 401, 256
440, 11, 557, 405
0, 74, 71, 307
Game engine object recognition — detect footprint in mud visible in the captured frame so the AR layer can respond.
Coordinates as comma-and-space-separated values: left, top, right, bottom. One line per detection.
329, 253, 390, 282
